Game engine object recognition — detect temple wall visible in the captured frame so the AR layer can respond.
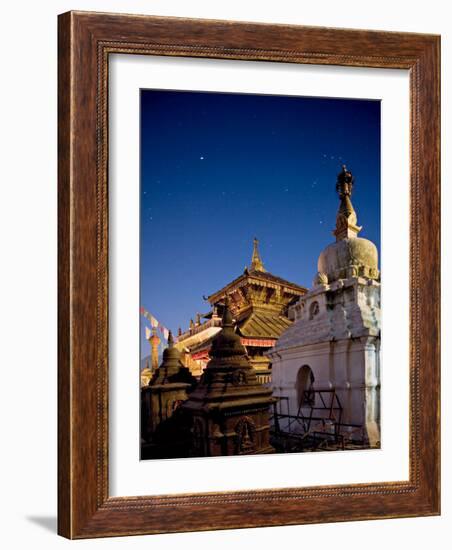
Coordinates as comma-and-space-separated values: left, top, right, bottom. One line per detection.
269, 336, 380, 445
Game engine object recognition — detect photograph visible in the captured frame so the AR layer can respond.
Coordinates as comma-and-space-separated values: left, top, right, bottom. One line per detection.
139, 89, 381, 460
50, 5, 440, 541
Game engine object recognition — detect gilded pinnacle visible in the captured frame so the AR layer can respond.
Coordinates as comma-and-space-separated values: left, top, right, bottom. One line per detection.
250, 237, 266, 272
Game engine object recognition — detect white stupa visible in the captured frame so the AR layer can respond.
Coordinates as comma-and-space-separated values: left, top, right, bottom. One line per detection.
268, 166, 381, 447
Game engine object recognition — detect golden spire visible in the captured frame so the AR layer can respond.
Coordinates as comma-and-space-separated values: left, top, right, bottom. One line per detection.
250, 237, 266, 272
334, 165, 362, 241
147, 327, 161, 372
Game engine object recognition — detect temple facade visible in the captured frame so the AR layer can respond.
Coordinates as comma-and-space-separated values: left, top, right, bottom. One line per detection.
176, 239, 307, 383
268, 167, 381, 448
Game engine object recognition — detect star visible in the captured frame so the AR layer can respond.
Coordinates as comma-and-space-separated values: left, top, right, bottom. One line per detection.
200, 156, 204, 160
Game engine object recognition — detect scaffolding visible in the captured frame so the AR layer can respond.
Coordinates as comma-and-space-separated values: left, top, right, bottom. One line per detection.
271, 389, 365, 452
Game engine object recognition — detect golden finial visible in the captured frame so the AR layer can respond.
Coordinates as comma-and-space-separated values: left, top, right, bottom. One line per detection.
250, 237, 266, 272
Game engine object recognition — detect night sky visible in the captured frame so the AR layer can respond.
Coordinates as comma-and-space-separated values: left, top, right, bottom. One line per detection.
140, 90, 380, 358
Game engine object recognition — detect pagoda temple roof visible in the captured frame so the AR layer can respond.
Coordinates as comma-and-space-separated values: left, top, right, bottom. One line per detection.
178, 240, 307, 353
208, 268, 307, 304
247, 269, 306, 290
237, 311, 292, 339
208, 238, 306, 303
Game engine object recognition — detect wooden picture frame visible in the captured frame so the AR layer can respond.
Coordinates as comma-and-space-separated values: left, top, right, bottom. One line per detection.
58, 11, 440, 539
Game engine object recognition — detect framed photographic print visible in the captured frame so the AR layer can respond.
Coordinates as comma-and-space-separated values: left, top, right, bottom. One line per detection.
58, 11, 440, 538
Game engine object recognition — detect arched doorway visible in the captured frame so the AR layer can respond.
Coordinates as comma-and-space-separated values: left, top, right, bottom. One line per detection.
296, 365, 315, 407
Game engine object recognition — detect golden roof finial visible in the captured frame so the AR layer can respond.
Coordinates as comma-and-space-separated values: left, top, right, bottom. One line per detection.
250, 237, 266, 272
334, 165, 362, 241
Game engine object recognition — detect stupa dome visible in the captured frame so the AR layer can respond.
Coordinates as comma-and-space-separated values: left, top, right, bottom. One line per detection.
316, 166, 379, 282
318, 237, 379, 282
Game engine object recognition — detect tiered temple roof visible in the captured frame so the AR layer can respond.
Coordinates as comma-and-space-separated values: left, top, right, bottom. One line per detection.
206, 239, 306, 339
176, 239, 307, 377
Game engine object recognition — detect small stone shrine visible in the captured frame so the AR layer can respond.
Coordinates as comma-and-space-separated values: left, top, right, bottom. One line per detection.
141, 331, 196, 458
181, 301, 275, 456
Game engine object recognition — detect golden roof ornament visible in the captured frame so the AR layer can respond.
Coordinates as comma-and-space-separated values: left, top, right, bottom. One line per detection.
250, 237, 266, 272
334, 165, 362, 241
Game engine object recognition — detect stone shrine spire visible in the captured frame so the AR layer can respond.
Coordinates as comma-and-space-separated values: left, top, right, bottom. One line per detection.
150, 331, 189, 385
250, 237, 266, 272
334, 165, 362, 241
141, 330, 197, 458
208, 297, 247, 361
181, 298, 275, 456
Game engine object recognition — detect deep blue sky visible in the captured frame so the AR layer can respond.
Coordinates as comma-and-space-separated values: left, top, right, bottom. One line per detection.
140, 90, 380, 357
